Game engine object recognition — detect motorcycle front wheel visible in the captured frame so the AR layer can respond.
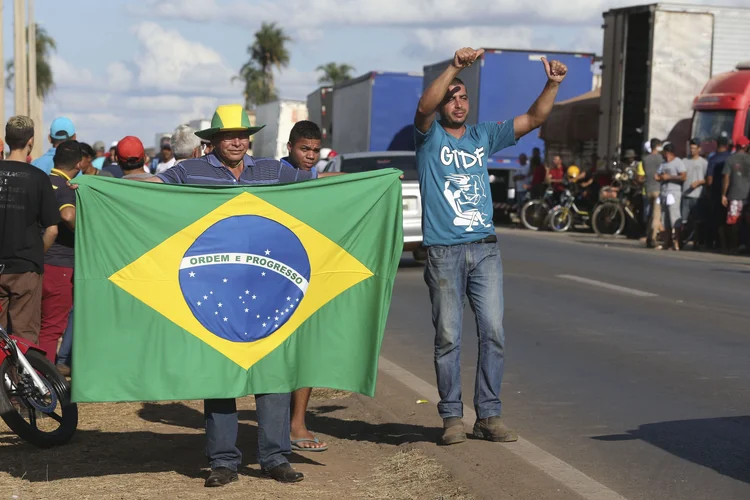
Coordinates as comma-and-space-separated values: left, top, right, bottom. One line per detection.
592, 202, 626, 236
0, 349, 78, 448
521, 200, 550, 231
548, 207, 573, 233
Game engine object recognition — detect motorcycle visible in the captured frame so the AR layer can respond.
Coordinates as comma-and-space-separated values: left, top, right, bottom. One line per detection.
591, 163, 644, 238
547, 182, 592, 233
0, 265, 78, 448
520, 186, 556, 231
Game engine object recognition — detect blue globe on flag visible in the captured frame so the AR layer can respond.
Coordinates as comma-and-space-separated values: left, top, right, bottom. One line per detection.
178, 215, 311, 343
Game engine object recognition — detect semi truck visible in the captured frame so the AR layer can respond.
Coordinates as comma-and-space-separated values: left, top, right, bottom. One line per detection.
252, 100, 308, 159
331, 71, 423, 154
692, 61, 750, 151
598, 3, 750, 162
306, 86, 334, 149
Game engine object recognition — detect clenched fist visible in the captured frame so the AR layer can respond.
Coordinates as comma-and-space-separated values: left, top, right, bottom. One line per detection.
452, 47, 485, 69
542, 57, 567, 83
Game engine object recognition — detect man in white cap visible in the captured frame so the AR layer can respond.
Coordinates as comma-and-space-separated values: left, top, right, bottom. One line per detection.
31, 117, 77, 175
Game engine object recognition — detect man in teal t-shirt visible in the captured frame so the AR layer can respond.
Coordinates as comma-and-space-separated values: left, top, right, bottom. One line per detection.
414, 46, 568, 446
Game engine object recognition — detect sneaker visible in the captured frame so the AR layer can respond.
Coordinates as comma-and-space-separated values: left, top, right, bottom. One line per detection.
441, 417, 467, 445
473, 417, 518, 442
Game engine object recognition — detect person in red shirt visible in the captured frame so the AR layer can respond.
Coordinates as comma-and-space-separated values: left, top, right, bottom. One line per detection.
547, 155, 565, 192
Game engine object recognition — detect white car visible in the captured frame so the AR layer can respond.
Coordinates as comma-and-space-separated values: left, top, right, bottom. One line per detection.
323, 151, 425, 260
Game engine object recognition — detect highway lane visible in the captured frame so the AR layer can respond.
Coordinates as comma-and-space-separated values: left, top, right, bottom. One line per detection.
380, 229, 750, 500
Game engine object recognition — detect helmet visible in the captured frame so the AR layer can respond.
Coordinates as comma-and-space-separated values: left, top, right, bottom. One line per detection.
567, 165, 580, 179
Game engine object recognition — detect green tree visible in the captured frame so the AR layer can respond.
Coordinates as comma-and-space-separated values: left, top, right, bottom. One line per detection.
6, 24, 57, 99
235, 22, 291, 108
316, 62, 355, 86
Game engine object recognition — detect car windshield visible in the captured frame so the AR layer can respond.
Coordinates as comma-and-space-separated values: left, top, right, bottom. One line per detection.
692, 110, 735, 143
339, 155, 418, 180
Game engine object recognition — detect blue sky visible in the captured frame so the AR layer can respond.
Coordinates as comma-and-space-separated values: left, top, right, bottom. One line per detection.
1, 0, 746, 150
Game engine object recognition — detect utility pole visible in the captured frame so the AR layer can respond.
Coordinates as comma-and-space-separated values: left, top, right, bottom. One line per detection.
27, 0, 42, 158
14, 0, 28, 117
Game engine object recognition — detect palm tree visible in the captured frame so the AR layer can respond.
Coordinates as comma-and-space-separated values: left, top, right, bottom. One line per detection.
235, 22, 291, 108
316, 62, 355, 86
6, 24, 57, 99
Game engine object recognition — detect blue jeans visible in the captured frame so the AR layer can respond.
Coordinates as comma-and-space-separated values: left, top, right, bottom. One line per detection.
205, 393, 291, 471
424, 241, 505, 420
56, 306, 74, 366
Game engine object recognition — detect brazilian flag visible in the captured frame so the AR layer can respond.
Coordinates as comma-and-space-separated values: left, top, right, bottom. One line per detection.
71, 170, 403, 402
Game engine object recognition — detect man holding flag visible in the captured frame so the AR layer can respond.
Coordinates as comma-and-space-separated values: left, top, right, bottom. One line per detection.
146, 105, 317, 486
414, 47, 567, 445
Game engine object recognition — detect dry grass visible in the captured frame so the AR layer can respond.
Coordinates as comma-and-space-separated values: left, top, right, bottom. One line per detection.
365, 449, 475, 500
310, 388, 351, 401
0, 394, 471, 500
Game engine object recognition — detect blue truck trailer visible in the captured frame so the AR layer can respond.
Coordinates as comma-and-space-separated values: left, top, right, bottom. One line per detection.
423, 48, 596, 171
332, 71, 423, 154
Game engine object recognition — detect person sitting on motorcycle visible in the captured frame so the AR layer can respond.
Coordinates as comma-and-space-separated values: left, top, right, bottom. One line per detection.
567, 165, 596, 210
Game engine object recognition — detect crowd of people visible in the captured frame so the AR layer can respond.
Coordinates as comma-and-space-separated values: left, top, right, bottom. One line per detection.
0, 43, 571, 488
512, 134, 750, 252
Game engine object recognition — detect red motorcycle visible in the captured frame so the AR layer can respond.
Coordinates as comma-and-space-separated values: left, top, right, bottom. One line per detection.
0, 265, 78, 447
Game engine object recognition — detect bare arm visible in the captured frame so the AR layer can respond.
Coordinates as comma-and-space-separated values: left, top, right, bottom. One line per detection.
722, 172, 731, 207
42, 225, 58, 253
60, 206, 76, 231
513, 58, 568, 140
414, 48, 484, 134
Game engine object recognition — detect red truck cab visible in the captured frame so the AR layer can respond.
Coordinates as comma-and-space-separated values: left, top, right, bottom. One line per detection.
692, 62, 750, 153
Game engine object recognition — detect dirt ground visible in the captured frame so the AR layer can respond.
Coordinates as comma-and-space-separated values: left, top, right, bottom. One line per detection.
0, 389, 473, 500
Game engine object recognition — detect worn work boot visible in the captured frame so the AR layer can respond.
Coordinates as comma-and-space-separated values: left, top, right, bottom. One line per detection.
473, 417, 518, 442
441, 417, 467, 445
204, 467, 238, 487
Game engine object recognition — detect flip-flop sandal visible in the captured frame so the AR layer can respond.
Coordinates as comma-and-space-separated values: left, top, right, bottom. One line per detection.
291, 437, 328, 452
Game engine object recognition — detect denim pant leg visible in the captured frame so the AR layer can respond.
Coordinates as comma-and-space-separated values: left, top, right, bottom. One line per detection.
256, 392, 292, 471
204, 398, 242, 471
56, 306, 74, 366
424, 244, 467, 419
466, 243, 505, 419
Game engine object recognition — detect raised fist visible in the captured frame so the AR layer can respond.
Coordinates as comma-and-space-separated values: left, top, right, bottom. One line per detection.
542, 57, 567, 83
452, 47, 485, 69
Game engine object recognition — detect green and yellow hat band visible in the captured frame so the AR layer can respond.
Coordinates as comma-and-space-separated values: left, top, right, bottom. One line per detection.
195, 104, 265, 140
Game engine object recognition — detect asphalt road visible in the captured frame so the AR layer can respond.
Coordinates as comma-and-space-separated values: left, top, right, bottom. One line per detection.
380, 228, 750, 500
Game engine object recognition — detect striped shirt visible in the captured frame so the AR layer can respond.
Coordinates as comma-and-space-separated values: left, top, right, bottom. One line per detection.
156, 153, 317, 185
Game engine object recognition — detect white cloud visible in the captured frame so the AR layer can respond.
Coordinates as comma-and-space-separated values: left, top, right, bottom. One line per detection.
49, 54, 95, 88
407, 26, 537, 59
107, 62, 134, 92
39, 21, 247, 148
275, 68, 319, 101
132, 22, 238, 95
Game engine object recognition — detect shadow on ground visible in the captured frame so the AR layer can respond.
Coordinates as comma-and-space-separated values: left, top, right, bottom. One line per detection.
0, 399, 439, 483
592, 416, 750, 485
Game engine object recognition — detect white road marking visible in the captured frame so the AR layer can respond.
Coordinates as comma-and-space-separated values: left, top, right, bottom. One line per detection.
378, 356, 630, 500
557, 274, 658, 298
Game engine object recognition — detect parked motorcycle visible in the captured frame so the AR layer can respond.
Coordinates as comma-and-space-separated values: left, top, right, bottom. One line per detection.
0, 265, 78, 448
547, 183, 592, 233
520, 187, 556, 231
592, 163, 644, 238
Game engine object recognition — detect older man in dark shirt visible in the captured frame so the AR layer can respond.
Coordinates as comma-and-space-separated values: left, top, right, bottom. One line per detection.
145, 105, 317, 487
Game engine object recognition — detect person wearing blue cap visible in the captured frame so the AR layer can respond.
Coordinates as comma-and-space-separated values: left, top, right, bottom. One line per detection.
31, 117, 77, 175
